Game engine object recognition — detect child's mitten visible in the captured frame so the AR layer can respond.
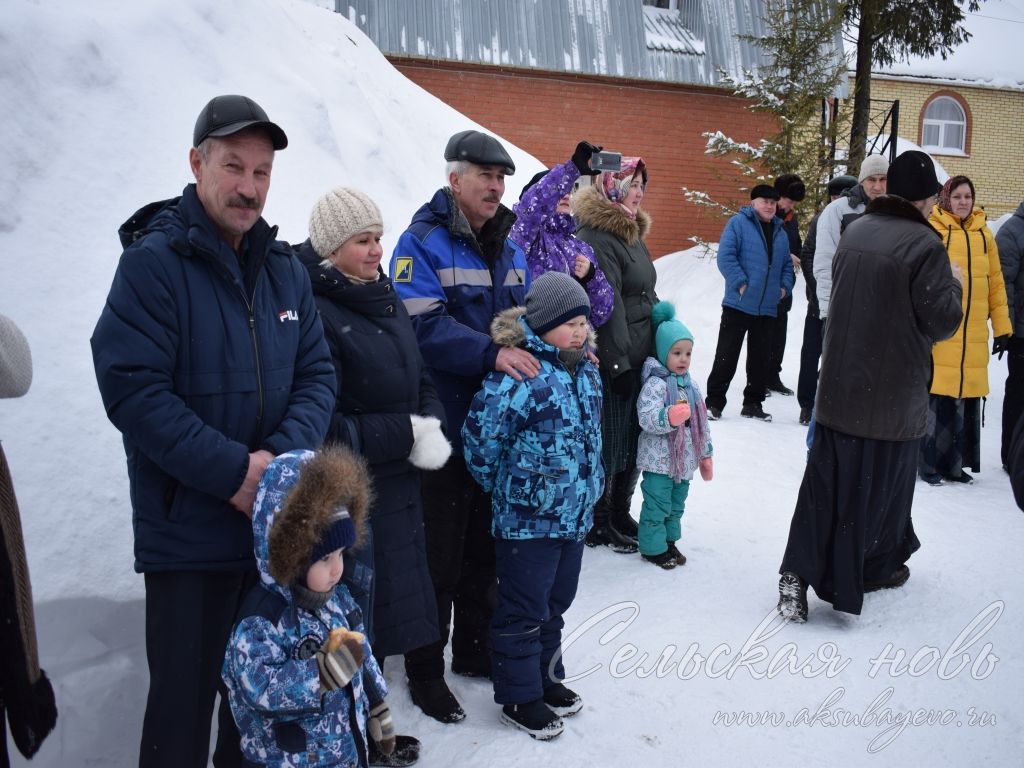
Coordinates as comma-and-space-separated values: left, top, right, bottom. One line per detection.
368, 701, 397, 756
316, 628, 366, 690
409, 414, 452, 470
699, 457, 714, 481
667, 402, 691, 427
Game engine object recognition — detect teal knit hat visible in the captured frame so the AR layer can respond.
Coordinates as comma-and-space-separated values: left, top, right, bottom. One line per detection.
652, 301, 693, 366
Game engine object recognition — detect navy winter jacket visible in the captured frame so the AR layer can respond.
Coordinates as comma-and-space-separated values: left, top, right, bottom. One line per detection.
389, 188, 529, 450
716, 206, 795, 318
91, 185, 335, 572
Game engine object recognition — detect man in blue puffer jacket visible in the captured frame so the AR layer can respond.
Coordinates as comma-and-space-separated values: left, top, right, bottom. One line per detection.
389, 130, 531, 724
91, 95, 335, 768
706, 184, 795, 422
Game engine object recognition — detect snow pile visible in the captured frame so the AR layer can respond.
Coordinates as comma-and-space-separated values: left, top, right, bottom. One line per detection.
2, 1, 1021, 766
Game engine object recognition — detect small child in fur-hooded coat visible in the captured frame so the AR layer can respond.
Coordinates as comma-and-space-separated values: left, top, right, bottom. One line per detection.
222, 447, 395, 768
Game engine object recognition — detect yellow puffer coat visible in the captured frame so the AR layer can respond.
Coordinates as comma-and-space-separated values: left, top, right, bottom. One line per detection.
928, 205, 1011, 398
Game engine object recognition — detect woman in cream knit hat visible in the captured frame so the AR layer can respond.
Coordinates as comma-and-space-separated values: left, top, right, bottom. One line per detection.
294, 188, 452, 763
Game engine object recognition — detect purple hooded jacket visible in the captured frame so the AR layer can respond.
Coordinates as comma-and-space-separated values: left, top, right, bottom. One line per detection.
511, 160, 613, 326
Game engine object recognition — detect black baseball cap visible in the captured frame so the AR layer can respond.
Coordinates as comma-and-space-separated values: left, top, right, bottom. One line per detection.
193, 95, 288, 150
444, 130, 515, 174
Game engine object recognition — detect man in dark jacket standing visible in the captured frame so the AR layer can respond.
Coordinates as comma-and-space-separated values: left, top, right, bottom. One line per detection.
777, 151, 963, 623
390, 130, 531, 724
91, 95, 335, 768
795, 175, 857, 424
997, 199, 1024, 468
765, 173, 805, 397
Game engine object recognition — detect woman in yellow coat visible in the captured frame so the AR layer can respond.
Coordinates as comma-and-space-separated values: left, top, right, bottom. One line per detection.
920, 176, 1012, 485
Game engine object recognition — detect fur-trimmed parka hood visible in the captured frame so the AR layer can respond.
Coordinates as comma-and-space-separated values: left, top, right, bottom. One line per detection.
572, 185, 651, 245
489, 306, 598, 356
253, 447, 373, 595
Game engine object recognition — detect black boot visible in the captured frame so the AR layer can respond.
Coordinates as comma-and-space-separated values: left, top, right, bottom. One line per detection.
586, 474, 638, 554
609, 466, 640, 541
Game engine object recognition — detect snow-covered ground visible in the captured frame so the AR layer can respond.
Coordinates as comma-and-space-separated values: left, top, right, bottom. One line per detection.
3, 1, 1021, 765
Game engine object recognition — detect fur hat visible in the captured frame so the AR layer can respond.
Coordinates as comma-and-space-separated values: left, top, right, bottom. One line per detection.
887, 151, 940, 202
267, 445, 372, 587
827, 175, 858, 197
938, 175, 976, 215
652, 301, 693, 366
599, 157, 647, 203
308, 187, 383, 260
773, 173, 806, 202
0, 313, 32, 399
858, 154, 889, 182
525, 271, 591, 336
750, 184, 780, 201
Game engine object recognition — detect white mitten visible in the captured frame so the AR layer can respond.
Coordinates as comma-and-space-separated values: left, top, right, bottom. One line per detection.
409, 415, 452, 470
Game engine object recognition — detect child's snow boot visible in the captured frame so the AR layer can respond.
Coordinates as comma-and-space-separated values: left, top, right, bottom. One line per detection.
666, 542, 687, 566
641, 551, 677, 570
501, 699, 564, 740
543, 683, 583, 717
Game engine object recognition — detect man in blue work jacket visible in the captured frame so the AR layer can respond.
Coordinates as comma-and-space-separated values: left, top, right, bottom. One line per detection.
391, 130, 533, 724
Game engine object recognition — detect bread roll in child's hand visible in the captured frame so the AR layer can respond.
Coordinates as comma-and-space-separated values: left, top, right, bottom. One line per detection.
316, 628, 366, 691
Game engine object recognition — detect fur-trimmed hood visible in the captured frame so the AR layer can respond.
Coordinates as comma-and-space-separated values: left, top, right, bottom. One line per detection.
572, 185, 651, 245
253, 447, 373, 596
489, 305, 598, 355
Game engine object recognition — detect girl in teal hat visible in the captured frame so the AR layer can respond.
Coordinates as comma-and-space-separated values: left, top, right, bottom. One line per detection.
635, 302, 714, 569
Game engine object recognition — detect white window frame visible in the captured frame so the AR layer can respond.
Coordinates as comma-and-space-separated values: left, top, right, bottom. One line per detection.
921, 96, 967, 155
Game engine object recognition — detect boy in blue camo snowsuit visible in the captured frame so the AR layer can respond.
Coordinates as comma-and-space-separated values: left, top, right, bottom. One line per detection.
462, 272, 604, 741
222, 447, 403, 768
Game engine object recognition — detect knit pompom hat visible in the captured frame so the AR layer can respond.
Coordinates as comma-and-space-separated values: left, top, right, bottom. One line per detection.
652, 301, 693, 366
308, 187, 383, 259
525, 271, 591, 335
0, 313, 32, 399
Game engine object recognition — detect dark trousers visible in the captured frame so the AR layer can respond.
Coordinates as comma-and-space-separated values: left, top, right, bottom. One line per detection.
768, 294, 793, 381
140, 569, 258, 768
706, 306, 774, 411
780, 424, 920, 616
1001, 337, 1024, 466
490, 538, 585, 705
796, 311, 824, 410
405, 456, 496, 681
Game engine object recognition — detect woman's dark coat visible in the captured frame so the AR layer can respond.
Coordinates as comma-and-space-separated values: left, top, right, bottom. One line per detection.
297, 241, 442, 657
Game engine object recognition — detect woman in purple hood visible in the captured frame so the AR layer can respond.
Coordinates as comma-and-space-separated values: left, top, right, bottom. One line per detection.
510, 141, 613, 327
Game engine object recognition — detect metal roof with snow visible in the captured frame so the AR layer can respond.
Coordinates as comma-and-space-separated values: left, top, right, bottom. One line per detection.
336, 0, 795, 87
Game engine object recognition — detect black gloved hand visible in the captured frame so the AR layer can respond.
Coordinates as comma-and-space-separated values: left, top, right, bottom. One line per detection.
610, 372, 634, 398
993, 335, 1011, 360
571, 141, 602, 176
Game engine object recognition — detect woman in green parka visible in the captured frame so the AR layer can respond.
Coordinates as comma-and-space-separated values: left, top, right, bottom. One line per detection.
574, 157, 658, 553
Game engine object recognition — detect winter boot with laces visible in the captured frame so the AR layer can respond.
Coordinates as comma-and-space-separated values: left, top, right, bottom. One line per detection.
741, 403, 772, 422
501, 699, 564, 740
543, 683, 583, 717
777, 571, 808, 622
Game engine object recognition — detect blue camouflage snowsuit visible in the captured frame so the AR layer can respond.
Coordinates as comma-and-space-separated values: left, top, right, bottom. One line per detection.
222, 451, 387, 768
462, 308, 603, 704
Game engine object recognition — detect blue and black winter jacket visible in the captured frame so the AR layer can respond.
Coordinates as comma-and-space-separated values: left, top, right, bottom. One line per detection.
462, 309, 604, 540
389, 188, 529, 449
91, 185, 335, 572
716, 205, 795, 317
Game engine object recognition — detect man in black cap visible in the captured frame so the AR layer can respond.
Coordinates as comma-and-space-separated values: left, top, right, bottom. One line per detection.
765, 173, 806, 397
91, 95, 335, 767
777, 150, 963, 623
389, 130, 532, 724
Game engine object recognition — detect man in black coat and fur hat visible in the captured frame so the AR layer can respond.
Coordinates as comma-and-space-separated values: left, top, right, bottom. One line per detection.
777, 152, 964, 622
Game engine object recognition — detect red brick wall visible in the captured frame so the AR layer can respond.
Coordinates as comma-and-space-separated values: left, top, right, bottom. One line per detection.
390, 57, 771, 258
